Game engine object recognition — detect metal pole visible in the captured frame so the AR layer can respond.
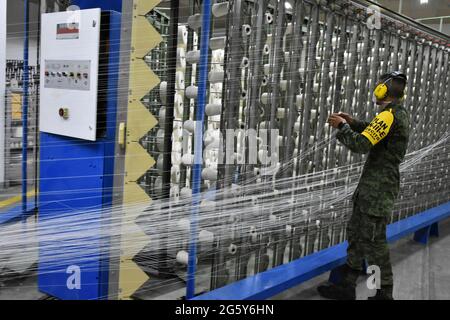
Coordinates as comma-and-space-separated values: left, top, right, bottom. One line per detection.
22, 0, 30, 215
187, 0, 211, 300
0, 0, 6, 188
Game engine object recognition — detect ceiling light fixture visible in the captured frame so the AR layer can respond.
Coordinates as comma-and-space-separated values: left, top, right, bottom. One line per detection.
420, 0, 428, 4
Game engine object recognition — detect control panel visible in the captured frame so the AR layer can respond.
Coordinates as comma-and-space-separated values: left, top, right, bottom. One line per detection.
40, 9, 101, 141
44, 60, 91, 91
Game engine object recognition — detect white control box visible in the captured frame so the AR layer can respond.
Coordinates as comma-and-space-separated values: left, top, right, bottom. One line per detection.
40, 9, 101, 141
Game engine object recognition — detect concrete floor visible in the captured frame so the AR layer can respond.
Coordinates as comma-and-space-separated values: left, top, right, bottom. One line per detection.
271, 217, 450, 300
1, 217, 449, 300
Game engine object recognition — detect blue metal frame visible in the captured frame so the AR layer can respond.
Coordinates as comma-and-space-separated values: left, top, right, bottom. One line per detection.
187, 0, 212, 300
37, 7, 121, 300
22, 0, 29, 215
193, 201, 450, 300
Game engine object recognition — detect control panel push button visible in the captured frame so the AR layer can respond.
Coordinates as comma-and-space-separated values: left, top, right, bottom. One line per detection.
58, 108, 69, 120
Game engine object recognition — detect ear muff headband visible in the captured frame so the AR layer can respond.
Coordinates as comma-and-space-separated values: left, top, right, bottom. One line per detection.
374, 72, 407, 100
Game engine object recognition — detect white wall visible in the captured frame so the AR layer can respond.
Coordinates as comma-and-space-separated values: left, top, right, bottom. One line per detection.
1, 0, 6, 185
6, 0, 40, 65
6, 37, 38, 64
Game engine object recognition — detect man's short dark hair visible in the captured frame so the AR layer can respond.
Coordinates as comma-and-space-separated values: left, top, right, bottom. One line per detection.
389, 77, 407, 99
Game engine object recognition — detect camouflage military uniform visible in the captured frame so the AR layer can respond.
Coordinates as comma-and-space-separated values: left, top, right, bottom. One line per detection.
336, 102, 410, 287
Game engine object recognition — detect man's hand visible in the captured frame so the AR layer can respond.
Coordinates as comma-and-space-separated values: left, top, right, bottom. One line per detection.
328, 114, 347, 129
337, 112, 354, 125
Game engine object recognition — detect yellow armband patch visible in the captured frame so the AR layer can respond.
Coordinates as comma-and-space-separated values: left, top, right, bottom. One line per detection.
361, 110, 394, 145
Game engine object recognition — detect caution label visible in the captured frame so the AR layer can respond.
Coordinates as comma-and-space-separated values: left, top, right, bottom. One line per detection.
361, 110, 394, 145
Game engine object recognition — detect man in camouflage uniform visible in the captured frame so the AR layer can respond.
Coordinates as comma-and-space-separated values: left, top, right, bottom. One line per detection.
317, 71, 410, 300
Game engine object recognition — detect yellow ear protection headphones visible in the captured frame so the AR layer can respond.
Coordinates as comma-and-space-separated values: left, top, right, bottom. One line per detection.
374, 71, 407, 100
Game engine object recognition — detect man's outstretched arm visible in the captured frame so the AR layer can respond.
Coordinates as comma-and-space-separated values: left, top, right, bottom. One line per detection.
336, 123, 372, 154
336, 112, 370, 133
330, 110, 395, 154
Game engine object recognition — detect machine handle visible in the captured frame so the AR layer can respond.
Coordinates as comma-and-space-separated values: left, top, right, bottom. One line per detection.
118, 122, 126, 148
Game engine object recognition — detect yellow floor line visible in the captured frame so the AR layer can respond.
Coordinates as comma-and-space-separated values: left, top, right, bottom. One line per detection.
0, 191, 37, 210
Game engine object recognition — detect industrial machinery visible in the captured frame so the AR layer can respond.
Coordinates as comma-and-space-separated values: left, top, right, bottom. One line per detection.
127, 0, 450, 299
37, 7, 121, 299
0, 0, 448, 301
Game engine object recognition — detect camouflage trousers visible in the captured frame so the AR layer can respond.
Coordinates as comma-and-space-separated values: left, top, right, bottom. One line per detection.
345, 201, 393, 286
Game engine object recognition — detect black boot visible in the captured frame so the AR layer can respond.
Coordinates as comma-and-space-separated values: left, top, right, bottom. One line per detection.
368, 285, 394, 300
317, 264, 359, 300
317, 282, 356, 300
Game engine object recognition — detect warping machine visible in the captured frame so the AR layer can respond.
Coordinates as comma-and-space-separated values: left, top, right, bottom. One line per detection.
1, 0, 448, 300
114, 0, 450, 300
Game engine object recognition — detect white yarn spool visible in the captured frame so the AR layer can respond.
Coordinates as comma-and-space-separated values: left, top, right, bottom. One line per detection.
294, 122, 300, 132
284, 52, 290, 63
202, 167, 218, 181
210, 37, 227, 50
171, 165, 180, 183
265, 12, 273, 24
286, 224, 293, 235
254, 167, 261, 176
263, 64, 270, 76
177, 26, 188, 46
199, 230, 214, 245
209, 70, 224, 83
309, 135, 315, 145
174, 94, 184, 119
204, 131, 217, 147
280, 79, 288, 91
185, 85, 198, 99
261, 92, 270, 105
228, 244, 237, 255
241, 57, 249, 68
181, 153, 194, 166
277, 108, 285, 119
157, 155, 164, 173
242, 24, 252, 37
262, 75, 268, 86
186, 50, 200, 64
313, 82, 319, 93
175, 71, 185, 90
176, 250, 197, 265
200, 199, 215, 209
159, 107, 166, 127
285, 23, 293, 35
172, 150, 181, 166
187, 14, 202, 30
180, 187, 192, 199
263, 44, 271, 55
310, 109, 317, 120
212, 1, 229, 17
170, 186, 179, 199
159, 81, 167, 104
156, 129, 165, 151
258, 149, 269, 163
241, 89, 247, 99
205, 103, 222, 117
177, 218, 190, 232
183, 119, 195, 134
154, 176, 163, 195
296, 94, 302, 107
278, 136, 283, 147
249, 226, 258, 243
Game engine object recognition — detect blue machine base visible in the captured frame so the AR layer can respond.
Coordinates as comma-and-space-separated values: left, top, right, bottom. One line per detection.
193, 201, 450, 300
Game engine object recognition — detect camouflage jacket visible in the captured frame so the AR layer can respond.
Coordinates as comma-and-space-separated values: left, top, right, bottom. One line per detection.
336, 103, 410, 217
